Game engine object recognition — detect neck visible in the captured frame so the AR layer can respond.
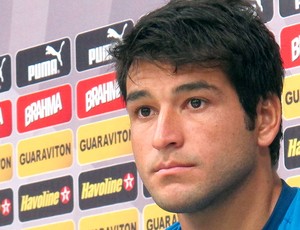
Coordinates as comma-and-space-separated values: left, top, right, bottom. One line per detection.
178, 164, 282, 230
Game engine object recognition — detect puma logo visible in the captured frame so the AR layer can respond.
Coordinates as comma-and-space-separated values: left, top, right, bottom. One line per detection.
107, 23, 128, 41
253, 0, 263, 12
45, 41, 65, 66
0, 57, 6, 83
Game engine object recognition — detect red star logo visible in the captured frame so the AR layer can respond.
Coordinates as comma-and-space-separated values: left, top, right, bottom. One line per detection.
123, 173, 135, 191
1, 198, 11, 216
60, 186, 71, 204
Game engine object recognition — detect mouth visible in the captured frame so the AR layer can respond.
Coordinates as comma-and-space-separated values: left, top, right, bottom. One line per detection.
154, 161, 195, 174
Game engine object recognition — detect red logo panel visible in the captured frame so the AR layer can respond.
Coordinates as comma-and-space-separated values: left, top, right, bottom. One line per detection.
280, 24, 300, 69
17, 85, 72, 133
0, 100, 12, 138
76, 72, 125, 119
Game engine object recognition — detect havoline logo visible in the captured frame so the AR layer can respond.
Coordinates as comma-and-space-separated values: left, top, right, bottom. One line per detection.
0, 188, 13, 227
279, 0, 300, 17
143, 184, 151, 198
284, 125, 300, 169
79, 162, 137, 210
0, 54, 11, 93
76, 20, 133, 72
16, 38, 71, 87
18, 175, 73, 222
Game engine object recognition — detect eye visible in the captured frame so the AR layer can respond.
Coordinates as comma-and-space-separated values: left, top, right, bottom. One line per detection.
137, 106, 153, 118
187, 98, 206, 110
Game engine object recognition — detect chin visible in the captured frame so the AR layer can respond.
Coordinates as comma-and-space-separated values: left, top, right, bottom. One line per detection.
153, 195, 195, 213
152, 190, 216, 214
155, 201, 197, 214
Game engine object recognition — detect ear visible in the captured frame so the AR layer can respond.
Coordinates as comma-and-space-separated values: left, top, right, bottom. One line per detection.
256, 94, 281, 148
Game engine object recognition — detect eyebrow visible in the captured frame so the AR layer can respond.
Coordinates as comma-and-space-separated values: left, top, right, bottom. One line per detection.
174, 81, 219, 94
126, 81, 220, 103
126, 90, 150, 103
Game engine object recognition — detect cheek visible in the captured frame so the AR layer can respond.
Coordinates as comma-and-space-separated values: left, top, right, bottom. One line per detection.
131, 129, 150, 164
186, 115, 251, 157
131, 121, 154, 150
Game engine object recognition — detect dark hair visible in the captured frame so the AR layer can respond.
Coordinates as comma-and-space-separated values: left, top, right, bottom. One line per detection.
111, 0, 284, 165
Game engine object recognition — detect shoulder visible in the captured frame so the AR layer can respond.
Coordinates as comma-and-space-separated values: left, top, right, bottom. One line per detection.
287, 187, 300, 213
166, 222, 181, 230
287, 187, 300, 214
279, 187, 300, 229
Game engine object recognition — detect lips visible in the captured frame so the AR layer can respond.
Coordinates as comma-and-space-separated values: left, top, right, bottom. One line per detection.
153, 161, 194, 173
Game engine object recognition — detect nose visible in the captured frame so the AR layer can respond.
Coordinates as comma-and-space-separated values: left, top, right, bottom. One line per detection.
152, 108, 184, 150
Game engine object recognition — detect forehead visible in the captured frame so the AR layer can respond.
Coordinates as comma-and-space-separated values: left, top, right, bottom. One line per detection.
125, 60, 237, 105
128, 60, 174, 79
127, 60, 230, 86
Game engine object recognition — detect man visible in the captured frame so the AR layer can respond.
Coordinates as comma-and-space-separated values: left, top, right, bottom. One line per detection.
111, 0, 300, 229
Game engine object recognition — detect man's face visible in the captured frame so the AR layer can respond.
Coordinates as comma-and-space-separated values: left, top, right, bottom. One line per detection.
126, 61, 259, 213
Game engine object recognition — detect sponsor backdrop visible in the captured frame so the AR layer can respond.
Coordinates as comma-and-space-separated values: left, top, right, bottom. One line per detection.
0, 0, 299, 229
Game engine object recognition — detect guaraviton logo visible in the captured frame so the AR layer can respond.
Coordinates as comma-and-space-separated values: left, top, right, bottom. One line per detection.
0, 144, 13, 182
17, 129, 73, 177
18, 176, 73, 222
79, 162, 137, 210
76, 20, 133, 71
282, 74, 300, 119
144, 204, 178, 230
76, 72, 124, 118
23, 221, 75, 230
17, 84, 72, 133
16, 38, 71, 87
79, 208, 138, 230
286, 175, 300, 187
77, 115, 131, 164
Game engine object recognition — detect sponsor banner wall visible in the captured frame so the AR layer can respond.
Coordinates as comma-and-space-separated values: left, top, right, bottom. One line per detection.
0, 0, 300, 229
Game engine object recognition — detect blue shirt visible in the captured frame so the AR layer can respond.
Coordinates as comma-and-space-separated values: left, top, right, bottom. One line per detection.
166, 181, 300, 230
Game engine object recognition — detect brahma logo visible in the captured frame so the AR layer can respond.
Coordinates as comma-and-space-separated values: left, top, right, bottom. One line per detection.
16, 38, 71, 87
284, 125, 300, 169
76, 72, 124, 118
0, 55, 11, 93
279, 0, 300, 17
280, 24, 300, 69
0, 100, 12, 138
0, 188, 13, 227
76, 20, 133, 71
17, 84, 72, 133
79, 162, 137, 210
18, 176, 73, 222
